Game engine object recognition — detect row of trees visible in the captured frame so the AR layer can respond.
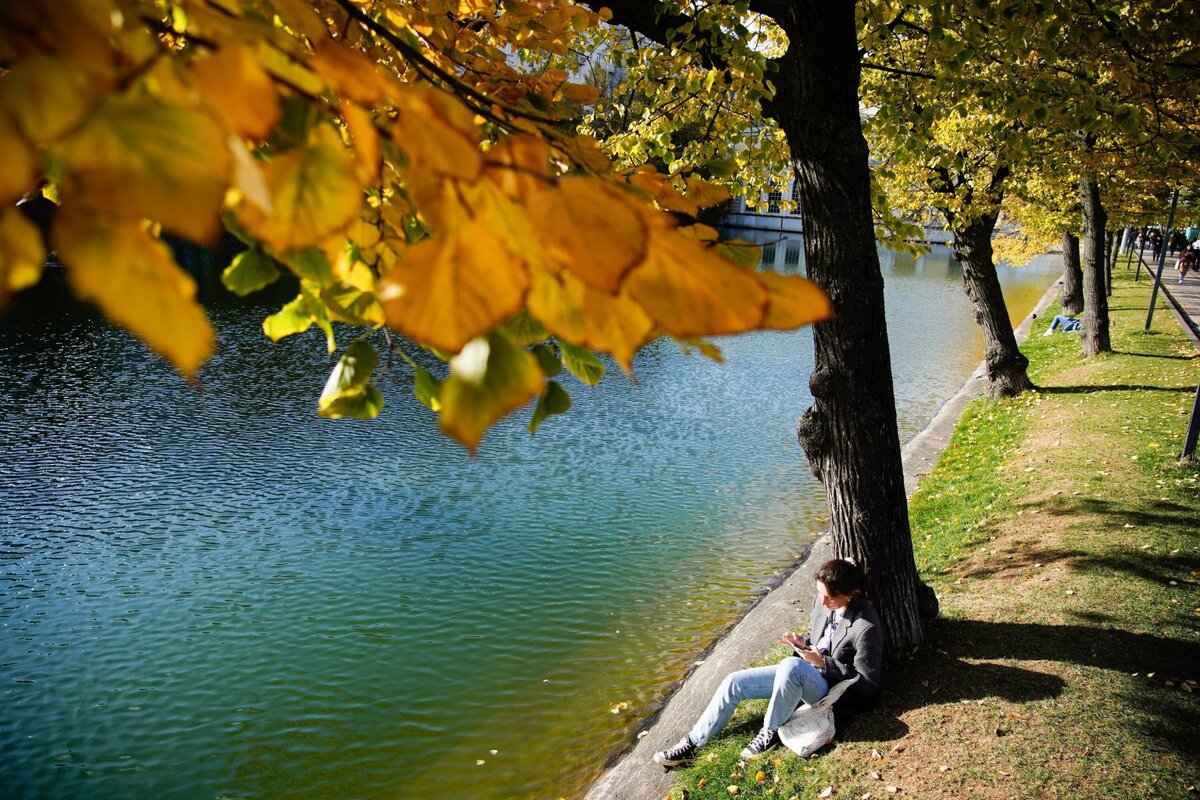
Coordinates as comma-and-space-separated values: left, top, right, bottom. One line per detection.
1, 0, 1197, 650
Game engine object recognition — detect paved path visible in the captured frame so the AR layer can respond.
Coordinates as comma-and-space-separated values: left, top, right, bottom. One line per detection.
1129, 251, 1200, 348
582, 279, 1064, 800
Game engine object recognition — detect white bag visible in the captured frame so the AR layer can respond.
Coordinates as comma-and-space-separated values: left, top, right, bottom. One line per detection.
778, 676, 859, 758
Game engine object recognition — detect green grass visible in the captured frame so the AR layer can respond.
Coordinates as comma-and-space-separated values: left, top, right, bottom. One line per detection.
663, 270, 1200, 800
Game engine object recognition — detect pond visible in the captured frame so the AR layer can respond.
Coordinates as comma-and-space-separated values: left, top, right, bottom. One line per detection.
0, 238, 1061, 800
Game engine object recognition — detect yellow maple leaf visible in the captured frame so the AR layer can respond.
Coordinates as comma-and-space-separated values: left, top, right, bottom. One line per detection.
756, 271, 834, 329
626, 228, 767, 337
528, 269, 653, 373
56, 94, 231, 244
0, 207, 45, 308
54, 211, 214, 377
237, 122, 363, 253
340, 101, 382, 185
439, 333, 544, 451
526, 178, 647, 293
189, 43, 281, 140
378, 220, 529, 353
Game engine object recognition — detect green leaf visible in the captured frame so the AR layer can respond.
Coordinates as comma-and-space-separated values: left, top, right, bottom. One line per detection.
284, 247, 334, 286
440, 333, 544, 451
413, 364, 442, 411
529, 380, 571, 434
502, 310, 549, 346
716, 239, 762, 269
532, 343, 562, 377
559, 339, 606, 386
263, 295, 314, 341
317, 339, 383, 419
706, 158, 736, 178
222, 246, 280, 296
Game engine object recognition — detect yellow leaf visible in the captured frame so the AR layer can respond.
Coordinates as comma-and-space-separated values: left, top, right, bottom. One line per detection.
54, 212, 214, 376
0, 112, 38, 205
756, 271, 834, 329
484, 134, 551, 201
528, 269, 653, 373
685, 174, 731, 208
0, 54, 100, 144
313, 40, 387, 105
557, 133, 611, 172
270, 0, 329, 41
379, 220, 529, 353
340, 101, 382, 184
56, 95, 230, 244
237, 122, 362, 253
559, 82, 599, 104
0, 0, 117, 76
626, 228, 767, 337
527, 178, 647, 293
0, 207, 45, 307
189, 43, 281, 140
393, 87, 482, 180
440, 333, 543, 451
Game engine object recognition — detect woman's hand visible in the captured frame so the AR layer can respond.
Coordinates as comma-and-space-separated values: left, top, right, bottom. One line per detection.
782, 632, 825, 670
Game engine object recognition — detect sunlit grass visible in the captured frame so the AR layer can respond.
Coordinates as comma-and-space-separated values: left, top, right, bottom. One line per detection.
663, 270, 1200, 799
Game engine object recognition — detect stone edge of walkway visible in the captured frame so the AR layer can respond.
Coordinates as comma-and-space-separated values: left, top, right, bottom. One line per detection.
582, 278, 1063, 800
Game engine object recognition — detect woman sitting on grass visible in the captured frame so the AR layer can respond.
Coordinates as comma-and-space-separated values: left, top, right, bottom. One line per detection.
654, 558, 884, 766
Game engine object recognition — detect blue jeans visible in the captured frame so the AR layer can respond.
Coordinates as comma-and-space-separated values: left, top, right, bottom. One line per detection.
1049, 314, 1081, 332
688, 656, 829, 745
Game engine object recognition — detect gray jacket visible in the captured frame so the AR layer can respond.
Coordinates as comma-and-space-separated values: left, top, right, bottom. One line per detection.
807, 593, 884, 708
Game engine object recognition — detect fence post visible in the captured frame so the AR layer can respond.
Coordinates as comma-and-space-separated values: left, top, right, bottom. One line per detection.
1183, 382, 1200, 462
1146, 188, 1179, 331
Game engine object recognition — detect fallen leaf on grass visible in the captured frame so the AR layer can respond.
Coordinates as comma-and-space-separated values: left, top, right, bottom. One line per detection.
727, 786, 739, 796
870, 771, 883, 780
697, 779, 707, 790
755, 771, 767, 784
818, 787, 833, 798
886, 787, 899, 794
871, 749, 883, 760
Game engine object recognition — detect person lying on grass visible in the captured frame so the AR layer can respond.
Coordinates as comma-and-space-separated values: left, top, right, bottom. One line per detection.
654, 558, 883, 766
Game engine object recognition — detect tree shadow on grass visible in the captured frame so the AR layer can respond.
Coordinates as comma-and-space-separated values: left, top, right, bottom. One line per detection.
930, 617, 1200, 766
1036, 384, 1196, 394
1113, 350, 1198, 361
834, 655, 1067, 744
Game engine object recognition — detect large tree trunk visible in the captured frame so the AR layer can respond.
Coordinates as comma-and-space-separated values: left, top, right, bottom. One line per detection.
951, 214, 1034, 397
1061, 231, 1084, 315
771, 3, 928, 652
1080, 174, 1111, 356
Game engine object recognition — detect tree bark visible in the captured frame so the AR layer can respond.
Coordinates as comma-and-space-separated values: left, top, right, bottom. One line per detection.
594, 0, 932, 651
1061, 231, 1084, 315
1080, 174, 1111, 356
771, 3, 928, 651
1105, 229, 1119, 296
951, 214, 1034, 397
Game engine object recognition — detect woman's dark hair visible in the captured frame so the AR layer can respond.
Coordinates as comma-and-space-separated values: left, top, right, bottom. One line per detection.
815, 558, 867, 598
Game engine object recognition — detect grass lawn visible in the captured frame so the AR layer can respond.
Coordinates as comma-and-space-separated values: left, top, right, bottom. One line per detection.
664, 269, 1200, 800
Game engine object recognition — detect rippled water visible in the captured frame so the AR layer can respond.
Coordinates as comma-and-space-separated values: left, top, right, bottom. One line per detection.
0, 241, 1060, 800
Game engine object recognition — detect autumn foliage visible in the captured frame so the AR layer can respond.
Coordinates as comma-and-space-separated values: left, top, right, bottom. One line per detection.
0, 0, 832, 449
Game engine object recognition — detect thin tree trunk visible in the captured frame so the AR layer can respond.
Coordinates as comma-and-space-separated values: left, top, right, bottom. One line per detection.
1061, 231, 1084, 315
951, 214, 1034, 397
1080, 173, 1111, 356
773, 2, 928, 652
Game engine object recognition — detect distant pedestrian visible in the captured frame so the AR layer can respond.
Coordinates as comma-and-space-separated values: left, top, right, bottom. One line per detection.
1179, 247, 1196, 283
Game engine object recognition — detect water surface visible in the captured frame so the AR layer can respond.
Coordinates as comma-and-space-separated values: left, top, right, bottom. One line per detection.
0, 240, 1060, 799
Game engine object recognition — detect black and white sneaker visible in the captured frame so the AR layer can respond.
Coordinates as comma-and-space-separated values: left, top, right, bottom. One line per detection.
653, 736, 698, 767
740, 728, 780, 759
